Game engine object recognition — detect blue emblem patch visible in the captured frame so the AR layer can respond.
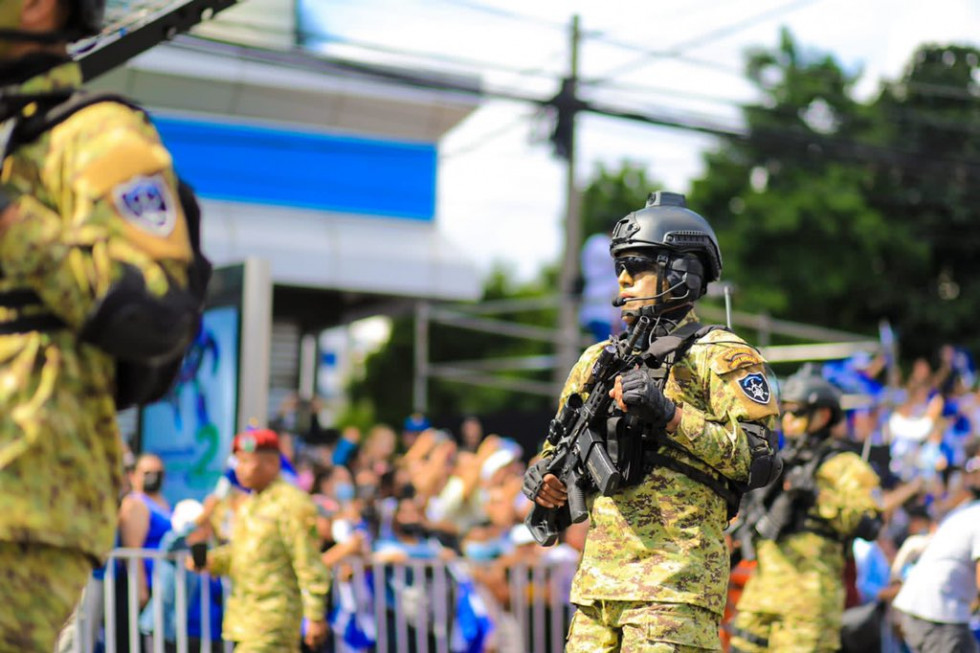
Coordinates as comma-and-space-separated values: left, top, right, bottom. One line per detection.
738, 373, 771, 404
112, 174, 177, 235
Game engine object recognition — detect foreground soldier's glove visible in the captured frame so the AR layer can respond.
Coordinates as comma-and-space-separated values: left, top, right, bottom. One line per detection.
620, 368, 676, 428
522, 457, 552, 502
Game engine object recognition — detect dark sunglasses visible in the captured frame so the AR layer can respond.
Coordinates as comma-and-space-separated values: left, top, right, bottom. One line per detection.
614, 255, 658, 277
782, 405, 810, 418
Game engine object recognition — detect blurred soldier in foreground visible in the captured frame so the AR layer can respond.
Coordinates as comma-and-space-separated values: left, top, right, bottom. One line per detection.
731, 370, 883, 652
192, 428, 331, 652
0, 0, 206, 649
524, 191, 781, 652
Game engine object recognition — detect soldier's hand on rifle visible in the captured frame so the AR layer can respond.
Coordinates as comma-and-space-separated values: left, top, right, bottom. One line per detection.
782, 465, 815, 497
522, 457, 567, 508
613, 368, 677, 428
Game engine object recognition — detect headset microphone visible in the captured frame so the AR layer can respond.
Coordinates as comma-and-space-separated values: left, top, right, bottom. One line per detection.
612, 295, 657, 307
611, 279, 690, 307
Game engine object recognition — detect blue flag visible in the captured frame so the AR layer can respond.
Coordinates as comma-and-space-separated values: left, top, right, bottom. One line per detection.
449, 565, 493, 653
328, 574, 376, 652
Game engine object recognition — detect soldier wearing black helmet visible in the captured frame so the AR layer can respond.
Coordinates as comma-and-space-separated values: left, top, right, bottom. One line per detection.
730, 368, 883, 653
0, 2, 201, 648
526, 192, 781, 652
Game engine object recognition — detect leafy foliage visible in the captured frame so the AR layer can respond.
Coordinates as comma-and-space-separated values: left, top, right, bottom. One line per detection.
691, 29, 980, 359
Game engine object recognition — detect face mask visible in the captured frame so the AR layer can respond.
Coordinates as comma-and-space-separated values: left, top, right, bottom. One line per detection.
334, 482, 355, 503
396, 522, 426, 539
143, 471, 164, 494
463, 539, 501, 561
356, 484, 377, 500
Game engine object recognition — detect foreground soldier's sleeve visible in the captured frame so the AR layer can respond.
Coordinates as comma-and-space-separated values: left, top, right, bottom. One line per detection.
0, 102, 191, 328
281, 492, 332, 621
667, 333, 779, 482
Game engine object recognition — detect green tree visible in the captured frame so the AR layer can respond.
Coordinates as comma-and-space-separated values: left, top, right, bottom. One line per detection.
690, 30, 980, 358
862, 44, 980, 357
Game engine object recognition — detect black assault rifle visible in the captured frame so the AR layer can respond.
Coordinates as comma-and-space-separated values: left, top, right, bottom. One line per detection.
525, 315, 652, 546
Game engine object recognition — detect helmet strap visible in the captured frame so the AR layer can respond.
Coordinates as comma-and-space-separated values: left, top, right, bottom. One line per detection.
0, 27, 70, 44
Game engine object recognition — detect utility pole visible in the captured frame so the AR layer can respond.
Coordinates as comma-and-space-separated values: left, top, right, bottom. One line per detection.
553, 15, 584, 395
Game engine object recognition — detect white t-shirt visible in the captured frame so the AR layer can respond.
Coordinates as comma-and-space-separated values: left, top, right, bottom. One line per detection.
893, 500, 980, 623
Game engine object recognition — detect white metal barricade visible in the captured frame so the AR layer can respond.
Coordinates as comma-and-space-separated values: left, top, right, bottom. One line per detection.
61, 549, 578, 653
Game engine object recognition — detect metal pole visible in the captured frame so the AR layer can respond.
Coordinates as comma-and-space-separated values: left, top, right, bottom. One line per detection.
413, 301, 430, 414
554, 15, 583, 394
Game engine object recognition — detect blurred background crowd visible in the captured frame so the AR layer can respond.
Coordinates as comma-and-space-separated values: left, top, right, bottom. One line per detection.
66, 340, 980, 653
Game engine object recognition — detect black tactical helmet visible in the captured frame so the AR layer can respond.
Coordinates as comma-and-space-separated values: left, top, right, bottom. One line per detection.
66, 0, 105, 38
780, 367, 843, 426
609, 191, 723, 283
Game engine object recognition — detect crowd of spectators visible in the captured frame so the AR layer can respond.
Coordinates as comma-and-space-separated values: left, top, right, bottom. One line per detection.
63, 341, 980, 653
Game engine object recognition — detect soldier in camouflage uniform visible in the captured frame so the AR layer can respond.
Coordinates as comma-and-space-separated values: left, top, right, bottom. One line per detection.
195, 428, 331, 652
730, 369, 883, 652
524, 192, 781, 652
0, 1, 199, 650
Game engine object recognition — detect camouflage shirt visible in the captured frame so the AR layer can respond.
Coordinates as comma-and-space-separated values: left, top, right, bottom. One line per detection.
736, 449, 881, 627
0, 61, 191, 560
553, 311, 778, 615
209, 478, 331, 643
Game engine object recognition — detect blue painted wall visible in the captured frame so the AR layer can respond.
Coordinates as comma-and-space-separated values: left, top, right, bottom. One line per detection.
153, 116, 437, 221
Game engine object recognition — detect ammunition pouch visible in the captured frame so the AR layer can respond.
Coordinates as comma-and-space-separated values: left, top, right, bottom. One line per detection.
79, 264, 198, 363
741, 421, 782, 490
606, 414, 648, 487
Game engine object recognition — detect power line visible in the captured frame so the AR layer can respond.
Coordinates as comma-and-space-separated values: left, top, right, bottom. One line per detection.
439, 111, 537, 160
586, 0, 822, 84
435, 0, 569, 31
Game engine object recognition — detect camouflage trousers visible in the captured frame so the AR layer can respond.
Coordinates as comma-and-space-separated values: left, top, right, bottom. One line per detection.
233, 638, 300, 653
566, 599, 722, 653
0, 541, 92, 652
730, 609, 839, 652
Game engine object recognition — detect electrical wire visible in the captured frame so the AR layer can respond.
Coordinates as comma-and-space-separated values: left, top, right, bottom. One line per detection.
586, 0, 822, 85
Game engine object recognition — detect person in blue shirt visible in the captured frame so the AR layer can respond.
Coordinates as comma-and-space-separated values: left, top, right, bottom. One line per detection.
118, 454, 173, 607
139, 500, 224, 652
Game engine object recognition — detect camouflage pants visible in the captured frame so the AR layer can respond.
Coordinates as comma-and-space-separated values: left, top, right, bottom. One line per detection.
0, 541, 92, 652
233, 638, 300, 653
730, 609, 838, 652
566, 599, 722, 653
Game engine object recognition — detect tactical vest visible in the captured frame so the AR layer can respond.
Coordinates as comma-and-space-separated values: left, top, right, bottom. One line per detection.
1, 89, 211, 409
607, 321, 777, 519
756, 437, 850, 542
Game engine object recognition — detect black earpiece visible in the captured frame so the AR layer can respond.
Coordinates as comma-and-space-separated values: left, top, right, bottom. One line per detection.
665, 254, 704, 300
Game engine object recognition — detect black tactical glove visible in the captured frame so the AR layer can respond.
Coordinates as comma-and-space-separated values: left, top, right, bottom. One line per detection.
620, 368, 676, 428
522, 457, 552, 502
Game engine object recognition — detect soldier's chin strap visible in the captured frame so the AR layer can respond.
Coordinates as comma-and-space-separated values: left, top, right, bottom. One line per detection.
0, 28, 71, 44
623, 303, 694, 339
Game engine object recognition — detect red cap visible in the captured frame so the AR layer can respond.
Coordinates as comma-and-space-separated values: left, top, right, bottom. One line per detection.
233, 428, 280, 454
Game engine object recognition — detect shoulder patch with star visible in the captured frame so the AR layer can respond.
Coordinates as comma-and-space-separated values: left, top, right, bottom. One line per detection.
737, 372, 772, 404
